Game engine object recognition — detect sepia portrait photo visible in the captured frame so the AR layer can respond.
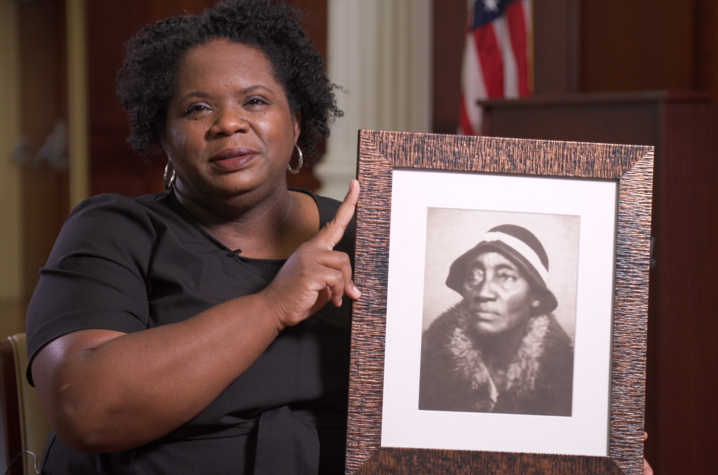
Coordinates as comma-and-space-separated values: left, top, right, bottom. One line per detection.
418, 209, 580, 417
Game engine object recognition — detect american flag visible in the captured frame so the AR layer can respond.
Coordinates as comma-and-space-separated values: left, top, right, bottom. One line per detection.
459, 0, 532, 135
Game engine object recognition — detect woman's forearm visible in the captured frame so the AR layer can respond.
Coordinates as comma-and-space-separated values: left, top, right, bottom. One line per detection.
32, 292, 282, 453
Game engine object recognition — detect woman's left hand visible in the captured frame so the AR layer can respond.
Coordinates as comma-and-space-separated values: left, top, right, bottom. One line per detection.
643, 432, 653, 475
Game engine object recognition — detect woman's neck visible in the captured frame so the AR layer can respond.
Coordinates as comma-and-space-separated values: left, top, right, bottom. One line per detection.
175, 185, 319, 259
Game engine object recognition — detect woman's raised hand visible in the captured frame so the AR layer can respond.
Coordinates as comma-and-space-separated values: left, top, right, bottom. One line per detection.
263, 180, 361, 331
643, 432, 653, 475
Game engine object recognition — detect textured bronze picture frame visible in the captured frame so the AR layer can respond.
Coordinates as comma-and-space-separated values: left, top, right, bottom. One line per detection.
347, 130, 654, 475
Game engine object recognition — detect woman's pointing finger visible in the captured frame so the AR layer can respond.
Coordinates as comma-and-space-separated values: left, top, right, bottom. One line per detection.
313, 179, 359, 250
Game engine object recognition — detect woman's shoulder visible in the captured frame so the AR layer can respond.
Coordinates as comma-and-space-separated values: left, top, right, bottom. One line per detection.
289, 188, 340, 219
69, 190, 172, 219
49, 191, 184, 264
65, 191, 189, 234
291, 188, 355, 253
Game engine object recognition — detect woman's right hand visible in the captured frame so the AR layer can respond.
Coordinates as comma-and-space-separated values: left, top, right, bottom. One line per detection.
262, 179, 361, 331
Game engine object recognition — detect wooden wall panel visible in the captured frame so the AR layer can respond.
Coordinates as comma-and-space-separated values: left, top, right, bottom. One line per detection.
645, 102, 718, 475
431, 0, 464, 134
533, 0, 581, 94
581, 0, 696, 93
695, 0, 718, 101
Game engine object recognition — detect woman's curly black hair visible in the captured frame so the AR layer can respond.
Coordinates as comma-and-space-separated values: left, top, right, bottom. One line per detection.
116, 0, 342, 159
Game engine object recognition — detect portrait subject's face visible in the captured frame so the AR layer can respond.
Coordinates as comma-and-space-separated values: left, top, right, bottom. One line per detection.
462, 251, 535, 336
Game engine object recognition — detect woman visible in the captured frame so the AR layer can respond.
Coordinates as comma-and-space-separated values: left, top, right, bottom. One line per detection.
419, 224, 574, 416
26, 1, 357, 473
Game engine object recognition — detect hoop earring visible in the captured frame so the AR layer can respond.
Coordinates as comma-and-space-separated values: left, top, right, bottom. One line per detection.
163, 161, 176, 190
287, 144, 303, 175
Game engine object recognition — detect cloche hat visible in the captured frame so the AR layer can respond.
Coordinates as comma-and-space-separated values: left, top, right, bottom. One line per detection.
445, 224, 558, 313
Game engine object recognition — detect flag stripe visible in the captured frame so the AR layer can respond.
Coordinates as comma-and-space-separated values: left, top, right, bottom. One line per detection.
492, 16, 519, 98
462, 27, 487, 125
473, 25, 504, 97
522, 0, 533, 94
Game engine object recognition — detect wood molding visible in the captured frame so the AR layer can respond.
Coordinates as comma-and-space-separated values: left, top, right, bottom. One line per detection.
66, 0, 90, 209
0, 0, 23, 301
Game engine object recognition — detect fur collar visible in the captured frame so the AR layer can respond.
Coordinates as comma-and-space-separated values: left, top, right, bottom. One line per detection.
447, 301, 550, 411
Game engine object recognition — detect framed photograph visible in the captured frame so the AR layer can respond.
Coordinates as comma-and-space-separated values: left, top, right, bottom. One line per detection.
347, 131, 654, 474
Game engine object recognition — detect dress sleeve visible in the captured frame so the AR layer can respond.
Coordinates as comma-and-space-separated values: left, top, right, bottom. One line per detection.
25, 194, 156, 384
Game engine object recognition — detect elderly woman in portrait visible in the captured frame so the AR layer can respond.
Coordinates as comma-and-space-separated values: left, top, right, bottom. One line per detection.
419, 224, 574, 416
25, 1, 359, 473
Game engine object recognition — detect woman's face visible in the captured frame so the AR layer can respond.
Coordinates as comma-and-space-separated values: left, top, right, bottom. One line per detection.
163, 39, 299, 207
461, 251, 537, 336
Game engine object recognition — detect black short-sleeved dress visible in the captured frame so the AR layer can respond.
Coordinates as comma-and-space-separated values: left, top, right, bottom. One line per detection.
25, 189, 354, 475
